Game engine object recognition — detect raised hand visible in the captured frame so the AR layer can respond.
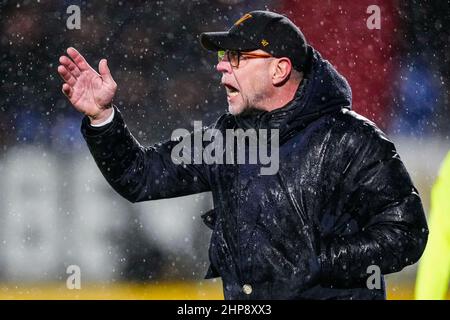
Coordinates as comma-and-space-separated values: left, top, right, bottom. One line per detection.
57, 47, 117, 124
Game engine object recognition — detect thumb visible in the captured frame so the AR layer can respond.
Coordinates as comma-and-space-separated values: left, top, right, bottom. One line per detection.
99, 59, 114, 84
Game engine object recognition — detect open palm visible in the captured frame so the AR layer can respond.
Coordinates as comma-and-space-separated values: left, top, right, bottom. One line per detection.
58, 47, 117, 120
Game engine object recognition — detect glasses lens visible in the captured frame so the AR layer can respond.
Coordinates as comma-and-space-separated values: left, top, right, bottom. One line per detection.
228, 51, 239, 67
217, 50, 240, 67
217, 50, 225, 63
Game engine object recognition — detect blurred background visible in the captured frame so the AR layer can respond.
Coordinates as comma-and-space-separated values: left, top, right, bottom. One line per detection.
0, 0, 449, 299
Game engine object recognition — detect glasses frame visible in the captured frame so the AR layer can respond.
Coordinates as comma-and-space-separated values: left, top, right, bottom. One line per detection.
217, 50, 273, 68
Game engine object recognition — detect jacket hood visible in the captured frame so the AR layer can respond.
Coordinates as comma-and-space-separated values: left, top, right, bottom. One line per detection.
234, 46, 352, 140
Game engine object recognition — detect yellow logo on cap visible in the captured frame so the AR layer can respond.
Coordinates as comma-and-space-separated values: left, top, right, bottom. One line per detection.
234, 13, 252, 26
261, 39, 269, 46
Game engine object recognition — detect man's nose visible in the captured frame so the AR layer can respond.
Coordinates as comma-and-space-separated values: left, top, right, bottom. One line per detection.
216, 60, 232, 73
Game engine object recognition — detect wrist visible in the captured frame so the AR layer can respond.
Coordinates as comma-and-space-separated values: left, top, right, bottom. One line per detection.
88, 105, 113, 126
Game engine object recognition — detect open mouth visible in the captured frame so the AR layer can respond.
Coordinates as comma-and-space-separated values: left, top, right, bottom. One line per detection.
224, 84, 240, 97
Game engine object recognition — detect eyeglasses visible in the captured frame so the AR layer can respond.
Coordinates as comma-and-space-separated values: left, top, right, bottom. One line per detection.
217, 50, 273, 68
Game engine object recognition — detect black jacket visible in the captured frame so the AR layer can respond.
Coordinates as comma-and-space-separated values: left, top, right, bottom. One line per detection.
81, 48, 428, 300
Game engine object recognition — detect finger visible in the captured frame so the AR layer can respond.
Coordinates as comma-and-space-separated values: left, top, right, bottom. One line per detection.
59, 55, 81, 77
98, 59, 115, 86
57, 65, 77, 86
66, 47, 91, 72
62, 83, 73, 98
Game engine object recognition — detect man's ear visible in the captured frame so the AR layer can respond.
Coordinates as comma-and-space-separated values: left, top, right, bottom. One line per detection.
271, 58, 293, 86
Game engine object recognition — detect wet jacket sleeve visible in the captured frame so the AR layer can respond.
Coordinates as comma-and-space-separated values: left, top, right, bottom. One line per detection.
319, 129, 429, 287
80, 106, 211, 202
415, 151, 450, 299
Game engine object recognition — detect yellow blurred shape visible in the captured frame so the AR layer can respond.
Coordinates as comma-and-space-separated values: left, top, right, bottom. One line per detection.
0, 280, 224, 300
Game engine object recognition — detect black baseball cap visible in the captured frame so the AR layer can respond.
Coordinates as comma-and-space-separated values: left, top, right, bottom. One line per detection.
200, 10, 309, 71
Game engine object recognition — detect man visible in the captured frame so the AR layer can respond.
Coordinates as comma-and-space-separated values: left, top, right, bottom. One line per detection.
57, 10, 428, 299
